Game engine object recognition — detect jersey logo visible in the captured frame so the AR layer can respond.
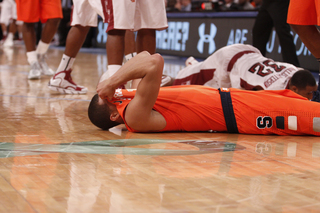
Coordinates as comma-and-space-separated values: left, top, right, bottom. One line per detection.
257, 116, 273, 129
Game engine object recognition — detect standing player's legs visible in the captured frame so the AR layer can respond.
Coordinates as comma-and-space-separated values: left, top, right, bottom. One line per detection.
48, 25, 91, 94
16, 0, 62, 79
270, 0, 299, 66
0, 0, 13, 45
49, 0, 106, 94
105, 29, 126, 88
23, 18, 61, 79
105, 0, 168, 84
22, 22, 43, 79
252, 7, 273, 56
3, 20, 17, 47
124, 30, 137, 62
1, 0, 22, 47
136, 29, 156, 54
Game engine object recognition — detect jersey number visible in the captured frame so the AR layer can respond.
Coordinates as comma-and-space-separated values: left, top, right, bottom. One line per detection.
249, 60, 286, 77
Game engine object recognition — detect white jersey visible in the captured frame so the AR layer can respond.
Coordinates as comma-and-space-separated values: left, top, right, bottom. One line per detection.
174, 44, 300, 90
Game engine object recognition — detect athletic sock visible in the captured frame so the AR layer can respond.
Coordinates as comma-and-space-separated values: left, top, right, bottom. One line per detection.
124, 52, 137, 62
6, 33, 14, 41
36, 40, 50, 55
99, 65, 122, 83
26, 51, 38, 65
108, 65, 122, 77
56, 54, 75, 73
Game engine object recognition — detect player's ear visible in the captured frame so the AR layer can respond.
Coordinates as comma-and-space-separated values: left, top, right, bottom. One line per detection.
110, 111, 120, 122
290, 85, 298, 93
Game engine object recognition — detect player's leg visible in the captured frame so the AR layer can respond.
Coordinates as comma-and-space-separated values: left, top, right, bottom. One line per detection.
3, 21, 16, 47
49, 0, 105, 94
36, 18, 61, 76
48, 25, 91, 94
106, 29, 126, 82
136, 29, 156, 54
124, 30, 137, 62
22, 22, 44, 79
252, 6, 273, 56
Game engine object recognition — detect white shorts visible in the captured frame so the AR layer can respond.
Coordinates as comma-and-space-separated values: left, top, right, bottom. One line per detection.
106, 0, 168, 31
0, 0, 17, 26
71, 0, 106, 27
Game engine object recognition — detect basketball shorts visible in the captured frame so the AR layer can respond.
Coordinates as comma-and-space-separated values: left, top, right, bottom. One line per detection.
105, 0, 168, 32
16, 0, 63, 23
71, 0, 107, 27
287, 0, 320, 25
0, 0, 17, 26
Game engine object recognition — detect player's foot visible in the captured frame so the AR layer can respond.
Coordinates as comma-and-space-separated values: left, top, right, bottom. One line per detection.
185, 56, 199, 66
3, 38, 14, 47
28, 62, 42, 80
38, 54, 55, 76
48, 69, 88, 94
161, 75, 174, 87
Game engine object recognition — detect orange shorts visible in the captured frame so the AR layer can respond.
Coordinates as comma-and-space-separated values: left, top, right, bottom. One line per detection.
16, 0, 63, 23
287, 0, 320, 25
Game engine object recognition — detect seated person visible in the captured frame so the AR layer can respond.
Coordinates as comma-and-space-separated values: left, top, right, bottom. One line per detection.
89, 51, 320, 136
171, 44, 318, 101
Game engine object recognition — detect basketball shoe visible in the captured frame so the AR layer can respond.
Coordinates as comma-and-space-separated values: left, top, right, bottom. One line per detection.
38, 54, 55, 76
185, 56, 199, 66
48, 69, 88, 94
3, 37, 14, 47
28, 61, 42, 80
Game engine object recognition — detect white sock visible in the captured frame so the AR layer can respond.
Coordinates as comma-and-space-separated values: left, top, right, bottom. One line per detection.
124, 52, 137, 62
56, 54, 75, 73
6, 33, 14, 41
99, 65, 122, 83
26, 51, 38, 65
108, 65, 122, 76
36, 40, 50, 55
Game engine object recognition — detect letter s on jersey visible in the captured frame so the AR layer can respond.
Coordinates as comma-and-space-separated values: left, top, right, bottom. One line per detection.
256, 116, 273, 129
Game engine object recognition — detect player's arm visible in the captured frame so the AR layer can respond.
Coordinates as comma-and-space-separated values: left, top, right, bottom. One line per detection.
97, 51, 166, 131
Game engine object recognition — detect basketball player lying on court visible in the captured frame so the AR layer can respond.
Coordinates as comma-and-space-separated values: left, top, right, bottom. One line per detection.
89, 51, 320, 136
169, 44, 318, 101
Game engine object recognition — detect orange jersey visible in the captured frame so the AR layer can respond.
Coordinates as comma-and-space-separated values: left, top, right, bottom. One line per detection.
111, 85, 320, 136
16, 0, 62, 23
287, 0, 320, 25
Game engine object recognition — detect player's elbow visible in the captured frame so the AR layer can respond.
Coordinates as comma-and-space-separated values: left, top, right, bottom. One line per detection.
148, 54, 164, 73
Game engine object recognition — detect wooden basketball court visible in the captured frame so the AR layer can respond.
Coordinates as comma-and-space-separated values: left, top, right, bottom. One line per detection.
0, 45, 319, 212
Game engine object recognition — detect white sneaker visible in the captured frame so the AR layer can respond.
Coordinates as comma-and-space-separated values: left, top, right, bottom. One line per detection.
185, 56, 199, 66
28, 62, 42, 80
3, 38, 14, 47
48, 69, 88, 94
38, 54, 55, 75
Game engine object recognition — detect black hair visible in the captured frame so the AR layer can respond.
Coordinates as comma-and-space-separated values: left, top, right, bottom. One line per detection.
88, 94, 119, 130
290, 69, 316, 89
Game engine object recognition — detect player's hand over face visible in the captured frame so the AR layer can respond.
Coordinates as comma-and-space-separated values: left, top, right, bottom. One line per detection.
96, 80, 115, 101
